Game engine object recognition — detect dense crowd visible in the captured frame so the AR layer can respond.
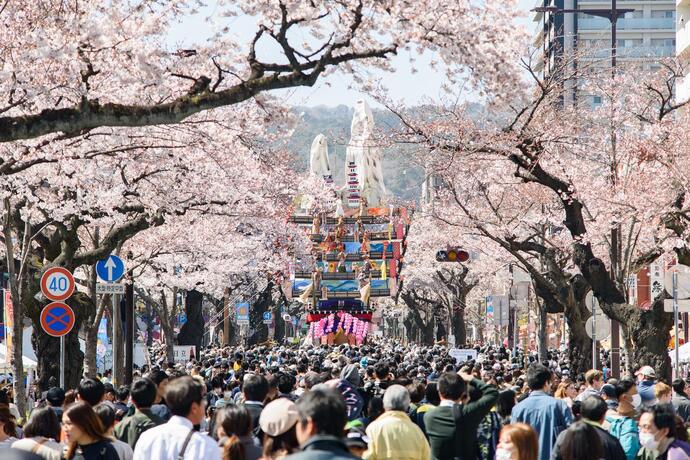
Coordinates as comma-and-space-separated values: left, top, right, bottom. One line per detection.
0, 341, 689, 460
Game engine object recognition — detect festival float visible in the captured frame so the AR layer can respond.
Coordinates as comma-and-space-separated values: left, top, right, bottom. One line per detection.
287, 100, 410, 345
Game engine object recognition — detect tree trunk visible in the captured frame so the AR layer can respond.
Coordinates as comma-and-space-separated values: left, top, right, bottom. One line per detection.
625, 299, 673, 381
563, 295, 593, 377
247, 281, 273, 345
538, 301, 548, 363
82, 326, 98, 379
451, 306, 467, 346
178, 289, 204, 351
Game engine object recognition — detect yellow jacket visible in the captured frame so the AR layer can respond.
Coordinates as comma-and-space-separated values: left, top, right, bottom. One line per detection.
364, 410, 431, 460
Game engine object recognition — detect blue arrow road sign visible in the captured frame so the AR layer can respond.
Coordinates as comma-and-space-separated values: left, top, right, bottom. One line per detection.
96, 255, 125, 283
263, 311, 273, 321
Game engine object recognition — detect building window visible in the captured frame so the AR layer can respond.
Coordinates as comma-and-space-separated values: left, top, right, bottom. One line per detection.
650, 10, 675, 19
593, 96, 602, 105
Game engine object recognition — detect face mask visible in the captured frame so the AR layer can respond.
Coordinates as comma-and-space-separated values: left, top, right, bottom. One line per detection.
631, 394, 642, 408
224, 391, 232, 400
639, 432, 659, 451
495, 447, 513, 460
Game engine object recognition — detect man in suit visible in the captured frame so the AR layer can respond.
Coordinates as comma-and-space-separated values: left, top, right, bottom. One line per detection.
424, 370, 498, 460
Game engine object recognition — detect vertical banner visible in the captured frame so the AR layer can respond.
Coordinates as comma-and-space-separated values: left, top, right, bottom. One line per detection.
649, 261, 664, 302
96, 318, 109, 371
4, 290, 12, 365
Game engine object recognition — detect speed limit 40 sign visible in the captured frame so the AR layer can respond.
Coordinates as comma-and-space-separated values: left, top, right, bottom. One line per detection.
40, 267, 75, 301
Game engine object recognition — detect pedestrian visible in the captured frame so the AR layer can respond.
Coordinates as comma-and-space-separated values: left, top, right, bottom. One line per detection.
605, 379, 641, 460
424, 370, 498, 460
148, 370, 171, 422
364, 385, 430, 460
62, 401, 119, 460
672, 379, 690, 423
496, 423, 539, 460
655, 382, 672, 405
11, 406, 63, 460
635, 366, 656, 408
557, 422, 603, 460
216, 404, 262, 460
0, 403, 19, 448
258, 396, 299, 459
575, 370, 603, 402
133, 376, 220, 460
94, 403, 133, 460
511, 363, 572, 460
241, 374, 269, 433
554, 380, 576, 408
114, 378, 164, 449
284, 387, 358, 460
552, 396, 626, 460
637, 404, 690, 460
45, 388, 65, 420
77, 379, 105, 407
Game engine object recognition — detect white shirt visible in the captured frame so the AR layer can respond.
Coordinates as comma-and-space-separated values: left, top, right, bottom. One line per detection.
133, 415, 220, 460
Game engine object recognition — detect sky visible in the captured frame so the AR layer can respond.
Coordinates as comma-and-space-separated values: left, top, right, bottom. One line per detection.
168, 1, 536, 108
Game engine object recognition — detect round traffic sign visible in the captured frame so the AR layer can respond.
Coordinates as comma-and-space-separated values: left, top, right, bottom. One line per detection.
665, 264, 690, 300
40, 302, 75, 337
585, 316, 611, 340
263, 311, 273, 321
40, 267, 75, 301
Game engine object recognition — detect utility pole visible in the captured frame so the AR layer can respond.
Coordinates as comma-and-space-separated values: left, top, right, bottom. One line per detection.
532, 0, 630, 376
124, 256, 134, 385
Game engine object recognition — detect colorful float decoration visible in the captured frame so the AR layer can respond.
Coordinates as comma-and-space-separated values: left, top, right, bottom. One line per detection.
287, 100, 410, 345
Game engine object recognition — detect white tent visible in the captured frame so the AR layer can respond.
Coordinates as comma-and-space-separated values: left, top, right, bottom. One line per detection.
0, 343, 38, 369
670, 341, 690, 364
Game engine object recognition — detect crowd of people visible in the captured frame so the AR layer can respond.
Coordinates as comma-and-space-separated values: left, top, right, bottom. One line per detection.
0, 341, 689, 460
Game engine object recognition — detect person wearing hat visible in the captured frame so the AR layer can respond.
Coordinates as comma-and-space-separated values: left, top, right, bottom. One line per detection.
636, 366, 657, 408
600, 384, 619, 412
259, 397, 300, 459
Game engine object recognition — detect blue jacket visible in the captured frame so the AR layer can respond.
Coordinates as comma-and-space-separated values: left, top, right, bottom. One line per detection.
511, 391, 573, 460
637, 380, 656, 406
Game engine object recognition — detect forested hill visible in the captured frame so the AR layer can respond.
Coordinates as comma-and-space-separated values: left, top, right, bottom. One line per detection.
285, 105, 424, 202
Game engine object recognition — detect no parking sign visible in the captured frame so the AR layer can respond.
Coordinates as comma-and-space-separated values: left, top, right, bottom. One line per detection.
40, 302, 75, 337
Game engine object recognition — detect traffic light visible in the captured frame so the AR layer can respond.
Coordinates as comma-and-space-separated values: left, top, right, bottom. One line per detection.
436, 248, 470, 263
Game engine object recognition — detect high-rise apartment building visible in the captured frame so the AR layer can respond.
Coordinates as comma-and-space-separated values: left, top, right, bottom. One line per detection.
534, 1, 676, 103
678, 1, 690, 101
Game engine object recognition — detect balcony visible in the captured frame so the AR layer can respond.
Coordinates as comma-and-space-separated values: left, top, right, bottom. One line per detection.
582, 45, 675, 58
579, 17, 675, 30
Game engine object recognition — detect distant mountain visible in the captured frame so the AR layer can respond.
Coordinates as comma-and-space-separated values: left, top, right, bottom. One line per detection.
284, 105, 425, 202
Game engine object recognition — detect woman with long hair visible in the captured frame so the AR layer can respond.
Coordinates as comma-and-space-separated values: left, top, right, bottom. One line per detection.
496, 423, 539, 460
0, 403, 18, 447
11, 406, 62, 459
496, 390, 517, 426
62, 402, 119, 460
554, 380, 577, 408
216, 404, 262, 460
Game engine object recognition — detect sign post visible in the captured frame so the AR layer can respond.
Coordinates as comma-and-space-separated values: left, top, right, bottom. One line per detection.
96, 255, 126, 384
40, 267, 75, 388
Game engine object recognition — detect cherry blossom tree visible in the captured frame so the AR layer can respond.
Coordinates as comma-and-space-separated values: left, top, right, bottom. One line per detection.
386, 51, 690, 378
